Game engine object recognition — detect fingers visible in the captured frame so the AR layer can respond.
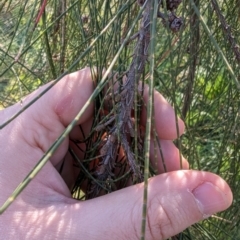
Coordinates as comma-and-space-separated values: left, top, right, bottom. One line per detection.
31, 68, 95, 165
39, 67, 95, 127
104, 76, 184, 140
150, 139, 189, 173
1, 68, 95, 170
141, 84, 185, 140
68, 171, 232, 240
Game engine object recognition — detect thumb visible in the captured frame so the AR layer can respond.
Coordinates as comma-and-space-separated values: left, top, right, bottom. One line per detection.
68, 170, 232, 240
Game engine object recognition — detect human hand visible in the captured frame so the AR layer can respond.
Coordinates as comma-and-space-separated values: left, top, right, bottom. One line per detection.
0, 68, 232, 239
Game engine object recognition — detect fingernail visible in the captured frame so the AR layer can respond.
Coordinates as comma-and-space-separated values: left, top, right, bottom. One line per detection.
192, 182, 229, 218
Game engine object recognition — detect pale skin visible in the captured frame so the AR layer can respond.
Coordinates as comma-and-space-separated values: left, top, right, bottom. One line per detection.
0, 68, 232, 239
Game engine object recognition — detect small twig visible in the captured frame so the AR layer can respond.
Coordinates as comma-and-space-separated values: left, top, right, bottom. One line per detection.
211, 0, 240, 64
34, 0, 48, 29
60, 0, 67, 73
182, 0, 200, 119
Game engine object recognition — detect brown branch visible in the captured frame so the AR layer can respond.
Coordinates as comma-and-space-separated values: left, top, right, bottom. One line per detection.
34, 0, 48, 29
182, 0, 200, 119
87, 0, 184, 199
211, 0, 240, 64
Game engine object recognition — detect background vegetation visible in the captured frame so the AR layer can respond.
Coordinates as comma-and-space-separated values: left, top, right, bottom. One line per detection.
0, 0, 240, 239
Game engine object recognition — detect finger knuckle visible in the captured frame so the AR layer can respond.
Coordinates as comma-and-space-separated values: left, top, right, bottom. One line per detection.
146, 196, 176, 240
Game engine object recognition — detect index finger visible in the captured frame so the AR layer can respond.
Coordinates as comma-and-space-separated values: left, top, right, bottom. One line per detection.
141, 84, 185, 139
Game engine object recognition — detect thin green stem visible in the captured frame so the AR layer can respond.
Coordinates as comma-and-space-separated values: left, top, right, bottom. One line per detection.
190, 0, 240, 90
42, 6, 57, 79
141, 0, 158, 239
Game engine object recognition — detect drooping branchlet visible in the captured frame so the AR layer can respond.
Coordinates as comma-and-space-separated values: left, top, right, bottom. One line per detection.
161, 0, 182, 11
137, 0, 146, 6
86, 0, 184, 198
168, 13, 183, 32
